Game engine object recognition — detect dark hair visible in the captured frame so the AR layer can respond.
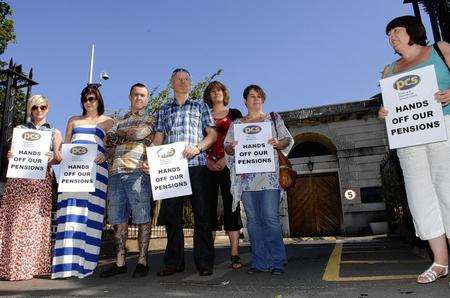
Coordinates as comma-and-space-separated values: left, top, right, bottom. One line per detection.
171, 68, 191, 78
203, 81, 230, 108
80, 84, 105, 116
385, 15, 427, 46
243, 84, 266, 102
129, 83, 148, 95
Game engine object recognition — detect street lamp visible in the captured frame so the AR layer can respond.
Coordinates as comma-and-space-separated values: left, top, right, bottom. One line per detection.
88, 44, 110, 86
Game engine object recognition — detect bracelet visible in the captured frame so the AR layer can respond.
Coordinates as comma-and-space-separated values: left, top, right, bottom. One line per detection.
195, 144, 202, 152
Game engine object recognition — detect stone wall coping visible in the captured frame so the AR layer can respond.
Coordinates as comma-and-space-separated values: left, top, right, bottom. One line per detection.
279, 96, 382, 125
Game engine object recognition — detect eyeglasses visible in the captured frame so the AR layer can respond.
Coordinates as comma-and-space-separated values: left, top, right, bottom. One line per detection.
82, 96, 97, 103
31, 105, 48, 111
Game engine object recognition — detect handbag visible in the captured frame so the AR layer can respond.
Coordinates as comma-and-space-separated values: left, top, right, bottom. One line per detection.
269, 112, 296, 190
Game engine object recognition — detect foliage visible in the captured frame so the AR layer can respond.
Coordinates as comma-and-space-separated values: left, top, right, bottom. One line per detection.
0, 1, 27, 129
10, 90, 26, 125
0, 85, 27, 128
182, 202, 194, 228
0, 1, 15, 58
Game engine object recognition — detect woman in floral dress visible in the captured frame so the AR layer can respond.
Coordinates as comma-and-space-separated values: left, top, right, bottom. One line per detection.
0, 95, 62, 281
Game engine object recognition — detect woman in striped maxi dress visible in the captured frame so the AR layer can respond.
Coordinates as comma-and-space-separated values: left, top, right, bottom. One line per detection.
52, 85, 113, 279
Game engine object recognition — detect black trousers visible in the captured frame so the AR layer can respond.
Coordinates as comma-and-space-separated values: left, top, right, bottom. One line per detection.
160, 166, 214, 270
208, 166, 242, 231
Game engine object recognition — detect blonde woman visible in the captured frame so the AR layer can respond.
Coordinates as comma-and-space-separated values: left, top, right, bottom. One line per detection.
0, 95, 62, 281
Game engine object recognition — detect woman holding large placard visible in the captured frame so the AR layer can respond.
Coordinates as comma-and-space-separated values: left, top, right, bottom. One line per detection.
378, 16, 450, 284
203, 81, 244, 269
0, 95, 62, 281
224, 85, 293, 275
51, 85, 113, 279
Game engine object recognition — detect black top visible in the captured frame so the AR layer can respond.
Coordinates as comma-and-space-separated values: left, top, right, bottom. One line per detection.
228, 108, 243, 121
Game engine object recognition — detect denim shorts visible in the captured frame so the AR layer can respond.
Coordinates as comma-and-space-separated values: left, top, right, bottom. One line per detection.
107, 171, 152, 225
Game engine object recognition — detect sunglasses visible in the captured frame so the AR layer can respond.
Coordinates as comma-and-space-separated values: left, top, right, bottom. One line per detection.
31, 105, 48, 111
82, 96, 97, 103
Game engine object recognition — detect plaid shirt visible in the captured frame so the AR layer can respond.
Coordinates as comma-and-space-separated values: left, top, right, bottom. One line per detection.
155, 98, 215, 167
106, 109, 155, 175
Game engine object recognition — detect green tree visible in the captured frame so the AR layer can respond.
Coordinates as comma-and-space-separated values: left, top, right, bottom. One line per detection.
0, 1, 26, 127
0, 1, 15, 58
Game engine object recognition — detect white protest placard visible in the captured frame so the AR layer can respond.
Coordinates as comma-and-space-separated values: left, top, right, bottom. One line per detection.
7, 128, 52, 180
58, 143, 97, 192
147, 142, 192, 200
380, 65, 447, 149
234, 121, 275, 174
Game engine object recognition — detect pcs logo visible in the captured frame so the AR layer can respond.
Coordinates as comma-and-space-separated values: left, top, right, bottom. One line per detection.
393, 75, 421, 91
22, 131, 41, 141
243, 125, 262, 135
157, 147, 175, 159
70, 146, 88, 155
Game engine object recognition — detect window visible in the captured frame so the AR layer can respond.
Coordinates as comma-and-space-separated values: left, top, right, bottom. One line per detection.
360, 186, 383, 203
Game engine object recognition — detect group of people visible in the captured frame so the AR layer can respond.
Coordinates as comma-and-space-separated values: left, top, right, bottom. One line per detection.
0, 15, 449, 287
0, 67, 293, 281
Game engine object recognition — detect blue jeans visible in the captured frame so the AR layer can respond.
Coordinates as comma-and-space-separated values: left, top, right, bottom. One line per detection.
242, 189, 286, 270
107, 171, 152, 225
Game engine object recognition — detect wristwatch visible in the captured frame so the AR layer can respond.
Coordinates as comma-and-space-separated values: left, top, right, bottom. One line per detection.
195, 144, 203, 152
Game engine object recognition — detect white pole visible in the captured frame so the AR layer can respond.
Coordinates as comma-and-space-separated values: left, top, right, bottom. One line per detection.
88, 44, 95, 84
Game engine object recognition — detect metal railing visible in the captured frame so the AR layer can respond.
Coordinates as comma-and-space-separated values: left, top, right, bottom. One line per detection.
51, 213, 194, 240
380, 150, 417, 244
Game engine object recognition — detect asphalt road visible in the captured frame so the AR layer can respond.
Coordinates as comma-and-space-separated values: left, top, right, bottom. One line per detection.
1, 238, 449, 297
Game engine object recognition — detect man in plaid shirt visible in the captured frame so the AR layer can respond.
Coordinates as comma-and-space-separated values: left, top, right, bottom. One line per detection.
154, 68, 217, 277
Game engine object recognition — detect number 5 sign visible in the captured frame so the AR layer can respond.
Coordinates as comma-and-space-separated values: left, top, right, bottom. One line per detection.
344, 189, 356, 200
342, 188, 360, 204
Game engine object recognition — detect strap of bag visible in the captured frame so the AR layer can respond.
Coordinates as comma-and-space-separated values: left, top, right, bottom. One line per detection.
269, 112, 279, 138
270, 112, 289, 168
433, 43, 450, 72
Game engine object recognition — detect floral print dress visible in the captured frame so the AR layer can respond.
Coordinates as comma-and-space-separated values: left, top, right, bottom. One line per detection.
0, 122, 56, 281
224, 113, 293, 211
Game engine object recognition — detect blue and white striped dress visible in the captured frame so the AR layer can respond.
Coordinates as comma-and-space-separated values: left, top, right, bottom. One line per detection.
51, 124, 108, 279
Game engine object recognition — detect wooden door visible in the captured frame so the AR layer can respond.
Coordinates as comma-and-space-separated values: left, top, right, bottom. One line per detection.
287, 172, 342, 237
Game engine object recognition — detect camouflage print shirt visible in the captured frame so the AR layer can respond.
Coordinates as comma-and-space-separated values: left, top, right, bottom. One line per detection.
106, 109, 155, 175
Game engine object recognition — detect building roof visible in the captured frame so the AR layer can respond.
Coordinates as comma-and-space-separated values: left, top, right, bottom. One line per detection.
279, 95, 382, 126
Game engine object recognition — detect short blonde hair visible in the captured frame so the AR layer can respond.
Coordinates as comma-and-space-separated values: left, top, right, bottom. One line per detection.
27, 95, 50, 121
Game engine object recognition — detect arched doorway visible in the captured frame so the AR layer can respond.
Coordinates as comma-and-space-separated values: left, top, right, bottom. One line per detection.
287, 133, 342, 237
288, 133, 337, 158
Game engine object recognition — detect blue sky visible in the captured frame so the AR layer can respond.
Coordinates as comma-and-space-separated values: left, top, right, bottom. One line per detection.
4, 1, 433, 135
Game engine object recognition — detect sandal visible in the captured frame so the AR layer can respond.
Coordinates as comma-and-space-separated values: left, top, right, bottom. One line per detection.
417, 262, 448, 284
230, 255, 243, 270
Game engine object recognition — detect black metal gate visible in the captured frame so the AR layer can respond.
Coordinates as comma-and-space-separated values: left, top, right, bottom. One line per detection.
380, 150, 424, 247
0, 59, 37, 182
